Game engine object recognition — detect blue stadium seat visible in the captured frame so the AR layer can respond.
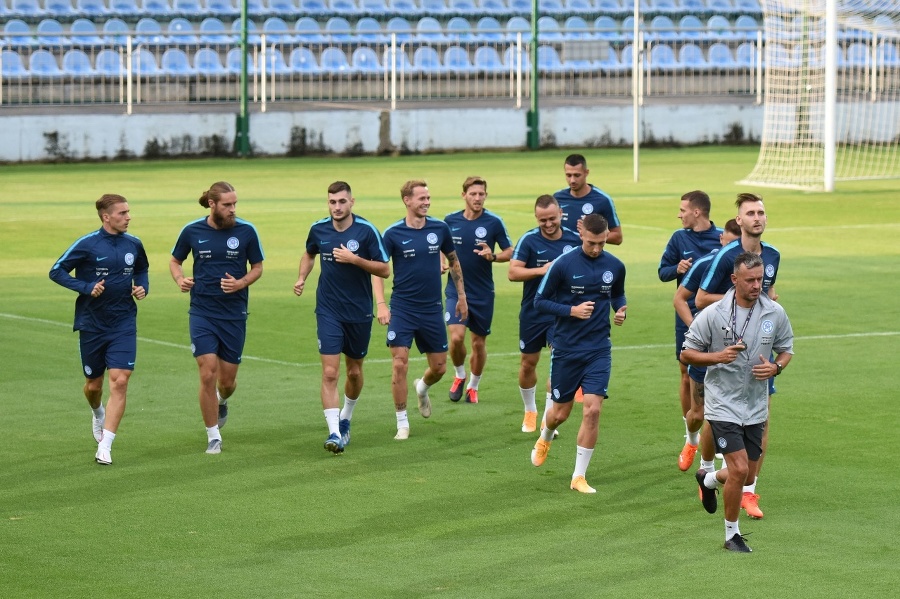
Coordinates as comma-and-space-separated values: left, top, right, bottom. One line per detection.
63, 48, 95, 76
135, 17, 168, 45
505, 16, 530, 42
732, 0, 760, 14
443, 45, 474, 73
678, 43, 707, 69
161, 47, 196, 75
70, 18, 103, 45
263, 17, 296, 43
298, 0, 329, 17
245, 0, 267, 17
649, 15, 677, 41
142, 0, 173, 17
766, 43, 792, 68
386, 17, 413, 42
232, 18, 261, 44
168, 17, 199, 44
173, 0, 204, 17
199, 17, 230, 44
325, 17, 353, 42
36, 19, 68, 47
706, 0, 733, 13
707, 42, 736, 68
102, 18, 129, 44
649, 0, 678, 14
448, 0, 479, 18
597, 47, 625, 73
706, 15, 734, 40
595, 0, 621, 14
269, 0, 298, 15
734, 41, 756, 67
538, 0, 565, 17
564, 16, 593, 40
618, 43, 633, 69
358, 0, 388, 17
416, 16, 447, 42
594, 16, 621, 41
76, 0, 110, 17
320, 46, 352, 73
383, 46, 413, 71
355, 17, 387, 43
328, 0, 359, 17
94, 48, 124, 75
476, 16, 504, 41
295, 17, 326, 43
1, 50, 30, 79
734, 14, 759, 41
473, 45, 504, 73
679, 0, 706, 13
45, 0, 77, 19
648, 43, 678, 70
565, 0, 594, 13
878, 42, 900, 67
873, 14, 895, 32
226, 46, 257, 74
446, 17, 474, 42
134, 47, 162, 75
206, 0, 239, 17
620, 15, 636, 40
194, 47, 228, 75
388, 0, 417, 13
3, 19, 36, 46
537, 45, 567, 73
503, 45, 530, 69
679, 15, 705, 40
11, 0, 47, 20
351, 46, 385, 74
507, 0, 529, 12
419, 0, 449, 16
538, 16, 563, 42
29, 49, 63, 77
261, 47, 291, 74
108, 0, 139, 18
289, 46, 321, 74
478, 0, 508, 17
412, 45, 445, 73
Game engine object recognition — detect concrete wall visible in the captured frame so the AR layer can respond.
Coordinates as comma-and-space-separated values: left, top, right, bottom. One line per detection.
0, 102, 763, 162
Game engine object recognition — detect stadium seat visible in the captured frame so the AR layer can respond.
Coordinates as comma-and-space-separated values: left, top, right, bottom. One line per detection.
351, 46, 384, 74
168, 18, 199, 44
161, 47, 196, 75
102, 18, 129, 44
873, 14, 895, 32
596, 46, 625, 72
206, 0, 239, 17
36, 19, 68, 47
648, 43, 678, 70
595, 0, 621, 14
135, 18, 168, 45
503, 45, 530, 69
649, 0, 678, 14
225, 46, 257, 74
45, 0, 77, 19
564, 16, 593, 40
538, 0, 565, 17
232, 18, 261, 44
618, 43, 633, 69
734, 41, 756, 67
706, 15, 734, 40
537, 16, 563, 42
734, 15, 759, 41
877, 42, 900, 67
269, 0, 298, 16
621, 15, 636, 40
289, 46, 321, 74
443, 45, 474, 73
194, 47, 228, 75
134, 47, 161, 75
565, 0, 594, 13
4, 20, 35, 47
108, 0, 139, 17
386, 17, 413, 42
358, 0, 388, 17
11, 0, 47, 20
447, 0, 478, 18
199, 17, 230, 44
173, 0, 203, 17
732, 0, 761, 14
475, 16, 504, 41
1, 49, 30, 79
62, 48, 95, 76
679, 15, 705, 40
473, 45, 505, 73
325, 17, 353, 43
28, 49, 63, 77
446, 17, 474, 42
388, 0, 418, 14
507, 0, 529, 12
505, 16, 531, 42
706, 0, 733, 13
295, 17, 326, 44
94, 48, 124, 75
263, 17, 296, 43
678, 43, 708, 69
69, 18, 103, 46
594, 16, 621, 41
478, 0, 508, 17
245, 0, 267, 17
707, 42, 736, 68
299, 0, 329, 17
416, 16, 447, 42
328, 0, 359, 18
75, 0, 110, 17
649, 15, 677, 41
260, 46, 291, 74
320, 46, 352, 73
537, 45, 568, 73
412, 46, 445, 73
355, 17, 386, 43
383, 46, 413, 72
765, 43, 792, 68
142, 0, 173, 17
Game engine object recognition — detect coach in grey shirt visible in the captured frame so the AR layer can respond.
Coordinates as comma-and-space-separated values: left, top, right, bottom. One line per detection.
680, 252, 794, 553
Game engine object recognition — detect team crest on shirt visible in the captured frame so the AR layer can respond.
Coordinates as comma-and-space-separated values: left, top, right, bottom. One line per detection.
475, 226, 487, 238
602, 271, 614, 284
426, 233, 438, 245
761, 320, 774, 334
347, 239, 360, 252
581, 203, 594, 215
563, 245, 575, 253
124, 253, 134, 265
718, 437, 727, 449
84, 365, 92, 376
227, 237, 240, 249
765, 264, 775, 277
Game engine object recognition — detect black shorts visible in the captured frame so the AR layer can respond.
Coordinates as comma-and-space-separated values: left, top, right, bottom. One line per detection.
708, 420, 765, 461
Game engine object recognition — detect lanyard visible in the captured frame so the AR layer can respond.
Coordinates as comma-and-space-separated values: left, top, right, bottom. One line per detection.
730, 295, 755, 348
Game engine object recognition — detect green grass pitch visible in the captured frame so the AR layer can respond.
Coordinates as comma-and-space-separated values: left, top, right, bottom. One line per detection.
1, 147, 898, 598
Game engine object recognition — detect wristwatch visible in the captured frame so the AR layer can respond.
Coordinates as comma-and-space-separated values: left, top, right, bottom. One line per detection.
775, 362, 784, 376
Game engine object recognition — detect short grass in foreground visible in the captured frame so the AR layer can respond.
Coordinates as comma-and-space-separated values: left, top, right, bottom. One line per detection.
1, 147, 898, 598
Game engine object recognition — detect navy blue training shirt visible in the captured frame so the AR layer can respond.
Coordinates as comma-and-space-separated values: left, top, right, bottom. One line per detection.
700, 239, 780, 296
554, 185, 621, 232
382, 216, 455, 314
443, 209, 512, 301
511, 225, 581, 321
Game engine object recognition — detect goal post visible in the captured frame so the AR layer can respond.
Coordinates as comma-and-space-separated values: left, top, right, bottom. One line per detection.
740, 0, 900, 191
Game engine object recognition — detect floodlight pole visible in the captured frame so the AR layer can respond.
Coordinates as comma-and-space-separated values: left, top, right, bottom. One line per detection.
526, 1, 540, 149
234, 0, 251, 157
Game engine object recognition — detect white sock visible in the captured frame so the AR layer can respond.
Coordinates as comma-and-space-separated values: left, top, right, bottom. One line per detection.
467, 373, 481, 390
324, 408, 340, 436
704, 471, 720, 489
687, 429, 700, 446
683, 416, 689, 436
540, 426, 556, 442
92, 405, 105, 419
99, 429, 115, 451
520, 386, 537, 412
340, 397, 357, 421
216, 390, 226, 405
396, 410, 409, 430
573, 445, 594, 478
454, 364, 466, 379
743, 477, 757, 494
415, 379, 429, 396
206, 425, 221, 442
725, 519, 740, 541
541, 392, 552, 424
700, 458, 716, 472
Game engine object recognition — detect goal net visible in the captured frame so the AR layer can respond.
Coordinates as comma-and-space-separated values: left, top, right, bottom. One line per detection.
741, 0, 900, 191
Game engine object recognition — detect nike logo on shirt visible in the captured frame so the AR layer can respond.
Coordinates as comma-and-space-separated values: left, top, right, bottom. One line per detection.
198, 239, 209, 244
683, 250, 693, 255
402, 239, 413, 245
573, 274, 585, 279
451, 227, 461, 231
95, 256, 107, 262
537, 250, 547, 255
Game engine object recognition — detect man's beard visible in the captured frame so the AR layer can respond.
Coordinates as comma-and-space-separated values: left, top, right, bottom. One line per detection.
213, 212, 235, 229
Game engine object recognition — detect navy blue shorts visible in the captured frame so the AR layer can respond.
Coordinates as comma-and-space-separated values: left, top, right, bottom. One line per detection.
79, 329, 137, 379
317, 313, 371, 359
688, 364, 707, 384
549, 347, 611, 403
709, 420, 765, 461
675, 319, 688, 360
386, 308, 447, 354
445, 295, 493, 337
519, 315, 554, 355
190, 313, 245, 364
